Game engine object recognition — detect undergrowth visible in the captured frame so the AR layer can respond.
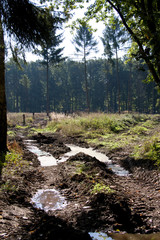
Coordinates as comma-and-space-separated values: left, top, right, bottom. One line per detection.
47, 113, 150, 136
0, 140, 28, 192
91, 183, 115, 194
133, 136, 160, 168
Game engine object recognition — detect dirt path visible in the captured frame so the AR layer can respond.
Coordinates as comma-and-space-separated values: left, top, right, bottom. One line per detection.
1, 129, 160, 239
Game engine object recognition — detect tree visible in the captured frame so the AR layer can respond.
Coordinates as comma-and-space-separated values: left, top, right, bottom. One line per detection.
20, 74, 31, 112
101, 16, 128, 113
72, 23, 98, 112
52, 0, 160, 86
0, 0, 62, 154
39, 31, 64, 116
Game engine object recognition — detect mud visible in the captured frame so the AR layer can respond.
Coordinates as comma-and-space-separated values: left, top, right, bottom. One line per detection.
1, 124, 160, 239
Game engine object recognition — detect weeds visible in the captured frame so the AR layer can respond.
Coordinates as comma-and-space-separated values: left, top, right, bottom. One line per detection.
133, 136, 160, 167
1, 141, 29, 193
91, 183, 115, 194
129, 125, 149, 135
0, 180, 17, 192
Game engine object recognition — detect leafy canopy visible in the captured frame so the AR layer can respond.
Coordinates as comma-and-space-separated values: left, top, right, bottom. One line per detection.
45, 0, 160, 86
1, 0, 64, 48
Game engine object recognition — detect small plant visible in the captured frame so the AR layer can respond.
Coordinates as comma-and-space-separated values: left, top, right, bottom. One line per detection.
91, 183, 115, 194
7, 130, 16, 137
15, 125, 28, 129
2, 141, 27, 176
132, 137, 160, 168
129, 125, 149, 135
0, 180, 17, 192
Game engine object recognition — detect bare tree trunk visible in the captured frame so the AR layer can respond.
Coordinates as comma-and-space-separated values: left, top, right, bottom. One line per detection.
84, 57, 90, 113
0, 17, 7, 153
46, 55, 49, 116
116, 49, 120, 114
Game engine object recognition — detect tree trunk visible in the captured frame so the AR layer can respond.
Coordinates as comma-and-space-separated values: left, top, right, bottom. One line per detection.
84, 44, 90, 113
46, 56, 49, 116
116, 48, 120, 113
0, 17, 7, 153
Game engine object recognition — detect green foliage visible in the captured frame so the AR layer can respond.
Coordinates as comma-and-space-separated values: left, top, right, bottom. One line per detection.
4, 150, 23, 174
129, 125, 149, 135
73, 22, 98, 57
15, 125, 28, 129
7, 130, 16, 137
0, 180, 17, 192
91, 183, 115, 194
133, 137, 160, 168
101, 15, 128, 59
46, 113, 133, 136
6, 57, 160, 114
53, 0, 160, 85
2, 140, 27, 176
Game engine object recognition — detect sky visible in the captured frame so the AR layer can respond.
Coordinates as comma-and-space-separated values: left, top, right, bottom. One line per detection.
25, 1, 127, 62
61, 21, 106, 61
26, 20, 105, 62
26, 2, 106, 62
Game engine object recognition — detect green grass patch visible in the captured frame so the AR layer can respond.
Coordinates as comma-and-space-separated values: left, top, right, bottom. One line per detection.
15, 125, 29, 129
46, 113, 147, 137
7, 130, 16, 137
128, 125, 149, 135
1, 141, 29, 193
91, 183, 115, 194
0, 180, 17, 192
132, 136, 160, 167
44, 113, 159, 153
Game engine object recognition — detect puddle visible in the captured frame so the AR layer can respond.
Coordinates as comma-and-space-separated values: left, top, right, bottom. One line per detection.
26, 140, 159, 238
24, 140, 58, 166
89, 232, 160, 240
89, 232, 113, 240
59, 145, 129, 176
25, 140, 129, 175
59, 145, 110, 163
31, 189, 67, 212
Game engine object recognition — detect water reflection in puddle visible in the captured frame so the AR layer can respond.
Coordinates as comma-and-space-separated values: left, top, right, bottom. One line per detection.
89, 232, 160, 240
89, 232, 113, 240
59, 145, 129, 176
59, 145, 110, 163
25, 140, 129, 176
31, 189, 67, 212
24, 140, 58, 166
26, 140, 159, 239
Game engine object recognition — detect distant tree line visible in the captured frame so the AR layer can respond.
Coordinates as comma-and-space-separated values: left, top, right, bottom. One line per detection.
5, 57, 160, 114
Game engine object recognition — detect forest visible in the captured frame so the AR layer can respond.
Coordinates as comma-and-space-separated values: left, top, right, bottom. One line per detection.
5, 57, 159, 114
1, 1, 160, 239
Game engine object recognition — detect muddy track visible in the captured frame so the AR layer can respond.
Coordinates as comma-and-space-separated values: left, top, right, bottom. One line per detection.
1, 128, 160, 239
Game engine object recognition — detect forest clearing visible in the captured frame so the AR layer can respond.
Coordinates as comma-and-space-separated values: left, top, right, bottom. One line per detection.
0, 112, 160, 240
1, 1, 160, 240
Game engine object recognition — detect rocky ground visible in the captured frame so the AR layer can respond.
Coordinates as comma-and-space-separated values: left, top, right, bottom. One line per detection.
0, 122, 160, 239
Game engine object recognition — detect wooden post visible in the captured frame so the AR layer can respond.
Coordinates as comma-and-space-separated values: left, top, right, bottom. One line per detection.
23, 114, 25, 126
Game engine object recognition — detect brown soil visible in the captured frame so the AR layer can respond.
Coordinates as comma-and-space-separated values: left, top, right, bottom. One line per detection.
1, 123, 160, 239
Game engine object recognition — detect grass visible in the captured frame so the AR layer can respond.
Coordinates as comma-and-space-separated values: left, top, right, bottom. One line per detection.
46, 112, 160, 167
132, 135, 160, 168
0, 140, 29, 193
46, 113, 140, 135
91, 183, 115, 194
7, 112, 160, 168
7, 112, 49, 127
